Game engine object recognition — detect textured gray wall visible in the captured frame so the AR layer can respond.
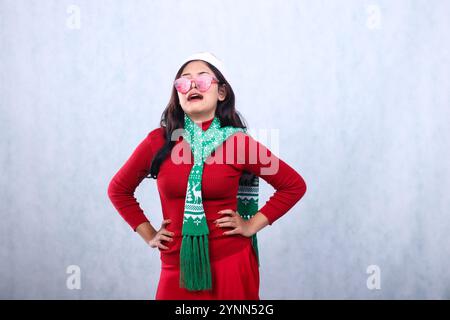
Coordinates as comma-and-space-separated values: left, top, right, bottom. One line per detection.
1, 0, 449, 299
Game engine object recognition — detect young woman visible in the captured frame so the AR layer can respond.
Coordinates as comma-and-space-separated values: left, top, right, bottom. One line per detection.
107, 51, 307, 300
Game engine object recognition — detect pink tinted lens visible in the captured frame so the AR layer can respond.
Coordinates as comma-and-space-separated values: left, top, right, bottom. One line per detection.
174, 78, 191, 93
174, 74, 215, 93
195, 74, 212, 92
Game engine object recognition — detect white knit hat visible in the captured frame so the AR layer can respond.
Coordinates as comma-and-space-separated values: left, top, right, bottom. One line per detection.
178, 51, 231, 85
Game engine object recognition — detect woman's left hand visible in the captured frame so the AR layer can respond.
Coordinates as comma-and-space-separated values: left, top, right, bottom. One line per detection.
214, 209, 254, 237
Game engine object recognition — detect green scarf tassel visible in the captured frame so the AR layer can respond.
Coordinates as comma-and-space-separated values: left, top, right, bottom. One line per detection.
179, 234, 211, 290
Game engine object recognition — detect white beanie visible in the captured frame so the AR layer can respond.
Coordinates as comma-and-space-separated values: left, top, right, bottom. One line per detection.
178, 51, 231, 86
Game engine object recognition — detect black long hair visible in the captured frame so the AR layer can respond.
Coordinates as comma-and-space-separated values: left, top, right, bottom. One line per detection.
146, 60, 252, 180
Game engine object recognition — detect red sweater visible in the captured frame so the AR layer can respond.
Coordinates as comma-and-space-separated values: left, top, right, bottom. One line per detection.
107, 117, 307, 265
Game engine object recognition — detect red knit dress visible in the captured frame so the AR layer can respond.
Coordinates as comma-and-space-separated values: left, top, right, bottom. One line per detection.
107, 117, 307, 300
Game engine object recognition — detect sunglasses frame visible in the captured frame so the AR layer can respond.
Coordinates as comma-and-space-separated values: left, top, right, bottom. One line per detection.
173, 73, 220, 94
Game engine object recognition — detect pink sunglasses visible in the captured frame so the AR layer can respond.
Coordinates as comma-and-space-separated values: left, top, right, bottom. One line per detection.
173, 74, 219, 94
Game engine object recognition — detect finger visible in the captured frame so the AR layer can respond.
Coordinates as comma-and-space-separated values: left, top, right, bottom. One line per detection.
161, 219, 171, 227
214, 217, 233, 224
158, 242, 169, 250
218, 209, 234, 214
223, 228, 238, 236
161, 229, 175, 237
217, 209, 235, 216
217, 221, 236, 228
159, 235, 173, 242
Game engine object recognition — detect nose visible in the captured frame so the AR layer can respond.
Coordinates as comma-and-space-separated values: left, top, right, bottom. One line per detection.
185, 79, 197, 96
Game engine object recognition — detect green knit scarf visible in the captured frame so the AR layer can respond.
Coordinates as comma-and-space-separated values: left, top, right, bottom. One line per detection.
180, 113, 260, 291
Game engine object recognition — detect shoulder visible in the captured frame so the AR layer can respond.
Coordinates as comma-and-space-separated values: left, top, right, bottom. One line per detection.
145, 127, 166, 151
229, 130, 250, 140
147, 127, 165, 140
229, 130, 258, 146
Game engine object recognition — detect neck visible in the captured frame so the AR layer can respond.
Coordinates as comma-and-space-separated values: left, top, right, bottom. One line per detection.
185, 111, 216, 124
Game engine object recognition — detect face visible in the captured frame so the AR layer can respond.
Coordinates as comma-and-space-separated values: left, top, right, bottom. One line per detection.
176, 60, 227, 119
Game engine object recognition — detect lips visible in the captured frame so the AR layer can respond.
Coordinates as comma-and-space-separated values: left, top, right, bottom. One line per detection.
187, 92, 203, 101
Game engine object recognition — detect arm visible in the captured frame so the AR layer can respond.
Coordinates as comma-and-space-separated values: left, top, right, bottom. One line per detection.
107, 131, 157, 239
136, 222, 158, 243
247, 211, 270, 235
239, 133, 307, 228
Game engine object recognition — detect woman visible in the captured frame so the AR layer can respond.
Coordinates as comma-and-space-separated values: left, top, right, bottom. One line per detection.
107, 51, 307, 300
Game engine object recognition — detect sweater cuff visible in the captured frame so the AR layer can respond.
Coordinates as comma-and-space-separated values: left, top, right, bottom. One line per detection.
258, 206, 276, 226
129, 215, 150, 232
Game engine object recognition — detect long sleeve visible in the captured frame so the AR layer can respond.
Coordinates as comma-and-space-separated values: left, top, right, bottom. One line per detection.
238, 133, 307, 225
107, 132, 154, 231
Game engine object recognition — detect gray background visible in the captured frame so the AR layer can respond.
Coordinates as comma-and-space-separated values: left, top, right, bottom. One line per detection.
1, 0, 449, 299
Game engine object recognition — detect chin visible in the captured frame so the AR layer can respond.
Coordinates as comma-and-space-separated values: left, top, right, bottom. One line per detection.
184, 103, 213, 115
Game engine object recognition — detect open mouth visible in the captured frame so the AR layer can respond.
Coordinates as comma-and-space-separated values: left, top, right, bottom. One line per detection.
187, 93, 203, 102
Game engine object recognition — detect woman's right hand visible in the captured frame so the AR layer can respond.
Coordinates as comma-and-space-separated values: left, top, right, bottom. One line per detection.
148, 219, 174, 250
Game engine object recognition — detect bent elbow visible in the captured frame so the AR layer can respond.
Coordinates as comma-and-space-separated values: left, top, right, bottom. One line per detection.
107, 177, 119, 201
294, 174, 307, 202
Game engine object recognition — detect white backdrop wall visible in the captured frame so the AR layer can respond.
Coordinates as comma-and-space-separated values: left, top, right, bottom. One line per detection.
1, 0, 449, 299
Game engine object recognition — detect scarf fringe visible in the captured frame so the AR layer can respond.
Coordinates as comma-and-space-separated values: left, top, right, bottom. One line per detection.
179, 234, 212, 291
